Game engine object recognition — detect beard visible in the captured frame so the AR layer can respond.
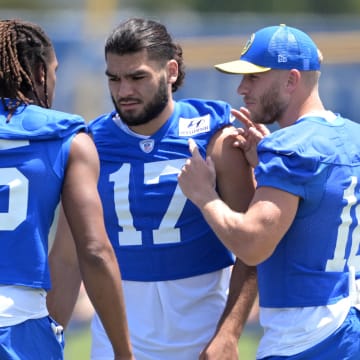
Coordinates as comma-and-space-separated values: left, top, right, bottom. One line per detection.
112, 75, 169, 127
252, 83, 287, 125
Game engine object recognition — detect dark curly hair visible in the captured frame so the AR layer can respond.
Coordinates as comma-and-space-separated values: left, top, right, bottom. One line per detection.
105, 17, 185, 93
0, 19, 53, 121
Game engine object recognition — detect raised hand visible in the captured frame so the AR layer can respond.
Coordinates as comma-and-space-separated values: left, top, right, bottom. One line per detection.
231, 107, 270, 167
178, 138, 217, 208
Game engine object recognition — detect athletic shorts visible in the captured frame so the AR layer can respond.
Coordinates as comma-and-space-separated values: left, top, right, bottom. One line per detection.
259, 307, 360, 360
0, 316, 64, 360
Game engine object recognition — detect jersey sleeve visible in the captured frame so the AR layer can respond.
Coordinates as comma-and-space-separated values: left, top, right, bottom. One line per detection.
255, 124, 334, 199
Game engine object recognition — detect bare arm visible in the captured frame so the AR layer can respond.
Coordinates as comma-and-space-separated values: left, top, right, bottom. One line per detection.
47, 205, 82, 328
178, 138, 299, 266
199, 126, 257, 359
58, 132, 133, 359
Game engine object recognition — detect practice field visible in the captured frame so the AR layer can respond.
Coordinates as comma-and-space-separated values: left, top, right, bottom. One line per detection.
64, 326, 261, 359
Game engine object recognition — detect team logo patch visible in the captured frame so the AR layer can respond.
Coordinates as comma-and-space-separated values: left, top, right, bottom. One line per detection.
241, 33, 255, 56
178, 115, 210, 136
139, 139, 155, 153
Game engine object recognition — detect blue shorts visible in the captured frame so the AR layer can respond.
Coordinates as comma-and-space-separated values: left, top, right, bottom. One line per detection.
260, 307, 360, 360
0, 316, 64, 360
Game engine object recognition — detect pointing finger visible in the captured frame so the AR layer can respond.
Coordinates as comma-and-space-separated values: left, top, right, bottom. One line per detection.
188, 138, 200, 156
231, 107, 255, 129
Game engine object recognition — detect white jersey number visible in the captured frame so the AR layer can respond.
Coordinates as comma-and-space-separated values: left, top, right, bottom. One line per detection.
326, 176, 360, 272
0, 168, 29, 230
110, 159, 187, 246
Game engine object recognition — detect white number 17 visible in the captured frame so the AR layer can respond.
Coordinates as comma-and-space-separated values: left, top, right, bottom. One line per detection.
109, 159, 187, 246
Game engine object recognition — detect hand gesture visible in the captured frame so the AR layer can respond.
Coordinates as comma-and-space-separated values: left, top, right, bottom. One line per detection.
178, 138, 217, 208
231, 107, 270, 167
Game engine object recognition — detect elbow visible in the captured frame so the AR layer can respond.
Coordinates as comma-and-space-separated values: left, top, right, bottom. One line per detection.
240, 256, 262, 267
237, 253, 262, 266
78, 239, 116, 269
234, 244, 275, 267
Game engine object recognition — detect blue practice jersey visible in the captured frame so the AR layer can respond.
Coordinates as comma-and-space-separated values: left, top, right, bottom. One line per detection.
0, 102, 86, 290
90, 99, 235, 281
256, 114, 360, 307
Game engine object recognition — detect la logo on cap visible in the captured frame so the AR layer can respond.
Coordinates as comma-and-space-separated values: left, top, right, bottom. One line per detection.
241, 33, 255, 56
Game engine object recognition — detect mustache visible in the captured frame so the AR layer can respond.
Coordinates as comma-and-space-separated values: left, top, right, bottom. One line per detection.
118, 97, 141, 103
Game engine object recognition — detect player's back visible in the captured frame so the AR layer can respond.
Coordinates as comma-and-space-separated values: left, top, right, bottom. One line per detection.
0, 102, 85, 290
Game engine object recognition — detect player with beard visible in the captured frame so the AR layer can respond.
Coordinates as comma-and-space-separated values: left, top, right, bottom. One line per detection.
178, 24, 360, 359
49, 17, 258, 360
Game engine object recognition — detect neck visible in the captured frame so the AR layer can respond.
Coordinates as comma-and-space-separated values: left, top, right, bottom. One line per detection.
278, 92, 324, 128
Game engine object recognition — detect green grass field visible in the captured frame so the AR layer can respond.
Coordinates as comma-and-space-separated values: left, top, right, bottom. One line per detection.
64, 325, 261, 360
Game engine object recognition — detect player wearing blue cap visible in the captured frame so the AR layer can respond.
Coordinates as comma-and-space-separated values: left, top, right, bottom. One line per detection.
179, 24, 360, 359
0, 19, 133, 360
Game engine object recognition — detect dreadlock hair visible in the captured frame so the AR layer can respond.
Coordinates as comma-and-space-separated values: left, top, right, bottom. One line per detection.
105, 18, 185, 93
0, 19, 54, 121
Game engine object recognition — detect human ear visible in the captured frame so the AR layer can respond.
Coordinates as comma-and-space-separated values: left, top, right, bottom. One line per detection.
167, 59, 178, 84
286, 69, 300, 92
34, 63, 45, 85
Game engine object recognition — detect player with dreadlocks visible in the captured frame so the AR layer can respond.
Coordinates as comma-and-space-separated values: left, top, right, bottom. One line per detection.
0, 19, 134, 360
0, 19, 53, 117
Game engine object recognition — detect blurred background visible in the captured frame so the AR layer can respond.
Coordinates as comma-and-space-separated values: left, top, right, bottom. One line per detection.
2, 0, 360, 122
2, 0, 360, 358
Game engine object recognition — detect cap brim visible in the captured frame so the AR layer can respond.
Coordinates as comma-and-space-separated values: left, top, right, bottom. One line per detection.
214, 60, 271, 74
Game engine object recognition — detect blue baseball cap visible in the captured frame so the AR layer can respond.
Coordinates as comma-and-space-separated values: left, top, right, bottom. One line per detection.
215, 24, 321, 74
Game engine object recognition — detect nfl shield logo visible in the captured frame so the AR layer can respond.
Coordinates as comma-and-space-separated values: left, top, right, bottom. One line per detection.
139, 139, 155, 153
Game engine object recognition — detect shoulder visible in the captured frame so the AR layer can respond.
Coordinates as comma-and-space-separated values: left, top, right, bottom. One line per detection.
177, 98, 232, 117
208, 124, 246, 166
260, 118, 341, 157
23, 105, 86, 139
256, 121, 331, 189
175, 99, 234, 137
178, 98, 232, 111
28, 105, 85, 124
88, 112, 114, 133
68, 132, 99, 168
